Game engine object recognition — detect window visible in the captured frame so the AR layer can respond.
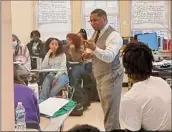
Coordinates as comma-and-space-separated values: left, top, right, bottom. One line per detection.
82, 1, 120, 37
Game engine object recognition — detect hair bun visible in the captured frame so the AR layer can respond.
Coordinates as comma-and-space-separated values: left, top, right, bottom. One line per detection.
80, 29, 86, 33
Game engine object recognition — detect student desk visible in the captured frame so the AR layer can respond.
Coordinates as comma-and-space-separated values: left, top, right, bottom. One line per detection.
13, 61, 25, 64
26, 108, 74, 131
30, 68, 58, 73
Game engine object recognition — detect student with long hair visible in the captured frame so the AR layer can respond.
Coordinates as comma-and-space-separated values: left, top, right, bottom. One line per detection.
14, 67, 40, 124
12, 34, 31, 77
63, 33, 89, 115
39, 37, 69, 101
77, 29, 87, 51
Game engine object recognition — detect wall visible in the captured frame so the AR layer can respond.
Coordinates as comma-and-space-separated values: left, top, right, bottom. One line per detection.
1, 1, 15, 131
11, 1, 171, 44
11, 1, 34, 44
119, 1, 131, 37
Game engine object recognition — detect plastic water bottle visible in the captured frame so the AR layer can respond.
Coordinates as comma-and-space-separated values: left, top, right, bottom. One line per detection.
15, 102, 26, 131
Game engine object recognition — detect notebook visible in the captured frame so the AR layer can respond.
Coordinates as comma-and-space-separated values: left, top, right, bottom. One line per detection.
39, 97, 69, 117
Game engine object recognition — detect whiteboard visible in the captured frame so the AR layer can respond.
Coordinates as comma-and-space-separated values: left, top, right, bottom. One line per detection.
131, 1, 169, 30
36, 1, 71, 41
82, 1, 119, 37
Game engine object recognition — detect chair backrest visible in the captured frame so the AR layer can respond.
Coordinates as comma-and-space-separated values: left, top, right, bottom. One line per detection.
26, 121, 41, 131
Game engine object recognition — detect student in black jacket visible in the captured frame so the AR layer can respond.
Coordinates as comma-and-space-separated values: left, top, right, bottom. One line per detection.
27, 30, 46, 69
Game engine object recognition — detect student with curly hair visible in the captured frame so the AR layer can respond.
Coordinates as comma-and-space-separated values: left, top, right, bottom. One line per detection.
39, 37, 69, 101
120, 42, 171, 131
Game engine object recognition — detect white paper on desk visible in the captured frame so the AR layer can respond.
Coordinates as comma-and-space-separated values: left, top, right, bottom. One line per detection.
39, 69, 58, 72
39, 97, 69, 116
31, 68, 58, 72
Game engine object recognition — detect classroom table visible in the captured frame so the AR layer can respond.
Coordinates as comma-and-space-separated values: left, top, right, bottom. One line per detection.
40, 108, 74, 131
13, 61, 24, 64
30, 68, 58, 73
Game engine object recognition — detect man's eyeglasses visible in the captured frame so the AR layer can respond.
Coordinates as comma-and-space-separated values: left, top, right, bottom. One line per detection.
88, 18, 100, 23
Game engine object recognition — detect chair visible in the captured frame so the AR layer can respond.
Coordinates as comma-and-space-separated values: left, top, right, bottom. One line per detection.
56, 83, 75, 99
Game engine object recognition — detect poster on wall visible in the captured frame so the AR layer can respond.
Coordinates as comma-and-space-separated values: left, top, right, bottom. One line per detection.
131, 1, 169, 30
37, 1, 71, 41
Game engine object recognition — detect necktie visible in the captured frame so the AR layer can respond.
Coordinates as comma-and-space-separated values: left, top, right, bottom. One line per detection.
94, 30, 100, 43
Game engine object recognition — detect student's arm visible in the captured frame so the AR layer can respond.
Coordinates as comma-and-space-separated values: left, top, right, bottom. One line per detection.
23, 46, 31, 70
26, 42, 31, 54
120, 97, 142, 132
54, 53, 67, 78
41, 51, 51, 69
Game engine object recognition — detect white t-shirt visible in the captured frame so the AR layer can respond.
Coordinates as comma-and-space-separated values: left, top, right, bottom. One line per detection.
120, 76, 171, 131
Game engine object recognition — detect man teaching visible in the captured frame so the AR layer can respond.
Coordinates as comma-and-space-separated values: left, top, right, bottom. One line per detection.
83, 9, 124, 131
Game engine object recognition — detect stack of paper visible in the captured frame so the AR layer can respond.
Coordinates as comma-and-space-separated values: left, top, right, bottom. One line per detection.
39, 97, 69, 116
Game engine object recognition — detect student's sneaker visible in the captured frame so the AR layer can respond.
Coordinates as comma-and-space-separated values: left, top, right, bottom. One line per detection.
83, 101, 91, 111
70, 103, 83, 116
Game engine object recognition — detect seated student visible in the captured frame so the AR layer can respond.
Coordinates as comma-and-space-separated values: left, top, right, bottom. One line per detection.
64, 33, 90, 115
12, 34, 31, 83
27, 30, 45, 69
120, 42, 171, 131
39, 37, 69, 101
14, 67, 40, 124
68, 124, 100, 132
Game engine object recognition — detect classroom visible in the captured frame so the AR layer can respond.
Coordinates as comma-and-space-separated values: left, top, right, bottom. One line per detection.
0, 1, 172, 131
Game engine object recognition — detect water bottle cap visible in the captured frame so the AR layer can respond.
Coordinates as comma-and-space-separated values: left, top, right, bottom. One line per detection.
18, 102, 22, 105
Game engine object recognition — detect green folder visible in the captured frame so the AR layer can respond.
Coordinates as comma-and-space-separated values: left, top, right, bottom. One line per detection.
40, 99, 76, 118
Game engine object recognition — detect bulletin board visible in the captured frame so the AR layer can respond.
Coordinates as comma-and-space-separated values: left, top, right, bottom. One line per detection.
131, 1, 171, 39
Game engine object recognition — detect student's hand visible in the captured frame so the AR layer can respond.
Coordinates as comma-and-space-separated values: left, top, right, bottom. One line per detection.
83, 39, 96, 51
82, 51, 93, 59
13, 48, 15, 54
69, 44, 75, 49
48, 49, 53, 53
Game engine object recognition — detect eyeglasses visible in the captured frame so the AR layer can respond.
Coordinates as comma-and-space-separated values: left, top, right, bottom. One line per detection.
88, 18, 100, 23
